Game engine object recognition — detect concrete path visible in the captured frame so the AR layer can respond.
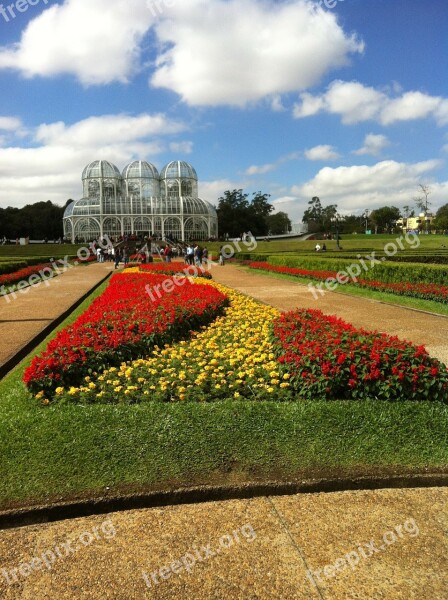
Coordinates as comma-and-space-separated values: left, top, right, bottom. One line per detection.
211, 263, 448, 365
0, 488, 446, 599
0, 262, 114, 371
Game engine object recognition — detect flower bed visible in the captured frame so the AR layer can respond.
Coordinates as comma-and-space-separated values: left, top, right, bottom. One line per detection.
0, 263, 54, 288
139, 262, 213, 279
43, 280, 448, 405
272, 309, 448, 402
24, 272, 228, 398
46, 281, 292, 404
249, 262, 448, 304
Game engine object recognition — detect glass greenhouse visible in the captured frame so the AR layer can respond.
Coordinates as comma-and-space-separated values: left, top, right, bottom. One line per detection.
63, 160, 218, 242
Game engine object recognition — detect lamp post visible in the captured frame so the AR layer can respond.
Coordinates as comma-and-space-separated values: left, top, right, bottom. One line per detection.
332, 214, 341, 249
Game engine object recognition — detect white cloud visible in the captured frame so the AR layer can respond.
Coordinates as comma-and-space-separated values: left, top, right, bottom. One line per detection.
246, 163, 277, 176
294, 80, 448, 126
34, 113, 186, 147
0, 0, 363, 104
354, 133, 390, 156
292, 159, 446, 213
0, 116, 22, 130
270, 95, 286, 112
0, 0, 153, 85
305, 144, 340, 161
151, 0, 363, 106
0, 112, 188, 208
245, 151, 300, 176
169, 141, 194, 154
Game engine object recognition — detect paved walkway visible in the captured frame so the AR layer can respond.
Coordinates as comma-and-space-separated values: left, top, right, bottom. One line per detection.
210, 263, 448, 365
0, 488, 446, 598
0, 262, 114, 371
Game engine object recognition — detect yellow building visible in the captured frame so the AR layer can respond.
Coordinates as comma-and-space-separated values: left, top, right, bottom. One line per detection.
396, 213, 435, 232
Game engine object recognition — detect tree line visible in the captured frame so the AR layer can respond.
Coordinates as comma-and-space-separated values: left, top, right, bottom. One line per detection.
0, 200, 70, 240
217, 190, 291, 237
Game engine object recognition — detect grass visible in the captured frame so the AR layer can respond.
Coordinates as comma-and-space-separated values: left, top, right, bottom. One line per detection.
243, 267, 448, 317
0, 277, 447, 510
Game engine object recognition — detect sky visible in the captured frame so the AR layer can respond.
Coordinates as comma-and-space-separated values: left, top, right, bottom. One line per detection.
0, 0, 447, 223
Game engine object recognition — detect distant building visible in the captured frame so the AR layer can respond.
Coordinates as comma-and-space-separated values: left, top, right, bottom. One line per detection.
396, 213, 435, 232
63, 160, 218, 242
291, 222, 308, 235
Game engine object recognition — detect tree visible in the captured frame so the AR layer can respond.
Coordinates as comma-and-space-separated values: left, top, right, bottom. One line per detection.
432, 203, 448, 231
414, 184, 432, 215
216, 190, 275, 237
265, 212, 292, 235
369, 206, 401, 233
302, 197, 337, 232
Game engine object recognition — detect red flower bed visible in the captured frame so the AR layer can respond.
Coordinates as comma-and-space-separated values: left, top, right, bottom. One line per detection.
249, 262, 448, 304
139, 263, 212, 279
24, 273, 228, 396
0, 263, 53, 288
272, 309, 448, 401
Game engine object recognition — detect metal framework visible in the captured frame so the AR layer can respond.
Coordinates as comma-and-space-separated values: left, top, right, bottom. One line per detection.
63, 160, 218, 242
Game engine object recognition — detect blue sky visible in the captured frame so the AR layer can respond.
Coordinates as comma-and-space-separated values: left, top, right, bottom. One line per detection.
0, 0, 446, 222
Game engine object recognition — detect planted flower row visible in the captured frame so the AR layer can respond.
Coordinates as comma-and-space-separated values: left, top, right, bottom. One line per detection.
272, 309, 448, 402
249, 262, 448, 304
139, 262, 213, 279
0, 263, 54, 288
24, 272, 228, 398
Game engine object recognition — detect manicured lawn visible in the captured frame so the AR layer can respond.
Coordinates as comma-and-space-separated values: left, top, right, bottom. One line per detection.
1, 274, 447, 510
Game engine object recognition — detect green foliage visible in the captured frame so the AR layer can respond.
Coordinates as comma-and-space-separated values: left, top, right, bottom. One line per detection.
302, 196, 337, 233
217, 189, 275, 237
267, 255, 448, 286
0, 200, 65, 240
369, 206, 401, 233
265, 211, 292, 235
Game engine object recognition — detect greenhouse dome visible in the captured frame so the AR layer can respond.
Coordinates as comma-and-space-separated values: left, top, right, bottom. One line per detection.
63, 159, 218, 243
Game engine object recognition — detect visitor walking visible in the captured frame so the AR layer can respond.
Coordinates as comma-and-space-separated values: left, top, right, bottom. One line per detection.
114, 249, 121, 269
219, 246, 225, 266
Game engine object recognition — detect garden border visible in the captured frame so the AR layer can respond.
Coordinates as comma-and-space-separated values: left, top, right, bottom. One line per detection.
0, 473, 447, 531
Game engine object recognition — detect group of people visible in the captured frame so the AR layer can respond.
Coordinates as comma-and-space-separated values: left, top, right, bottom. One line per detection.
184, 244, 209, 266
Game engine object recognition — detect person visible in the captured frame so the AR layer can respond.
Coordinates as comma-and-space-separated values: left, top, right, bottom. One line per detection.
114, 249, 121, 269
202, 247, 209, 265
186, 244, 194, 265
123, 248, 129, 266
219, 246, 225, 265
96, 247, 102, 262
322, 243, 327, 252
315, 243, 321, 252
164, 245, 172, 263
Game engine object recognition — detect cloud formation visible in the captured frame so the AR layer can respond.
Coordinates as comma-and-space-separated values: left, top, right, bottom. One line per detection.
293, 159, 446, 213
353, 133, 390, 156
0, 0, 363, 106
305, 145, 340, 161
294, 80, 448, 125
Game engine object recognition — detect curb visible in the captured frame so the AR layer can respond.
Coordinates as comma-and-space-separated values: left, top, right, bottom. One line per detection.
0, 269, 112, 380
0, 473, 447, 530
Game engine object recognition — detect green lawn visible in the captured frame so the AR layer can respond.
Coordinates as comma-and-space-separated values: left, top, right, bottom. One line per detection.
0, 280, 447, 510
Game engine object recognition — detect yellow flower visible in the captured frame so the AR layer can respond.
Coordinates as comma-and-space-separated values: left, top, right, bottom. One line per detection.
55, 387, 64, 395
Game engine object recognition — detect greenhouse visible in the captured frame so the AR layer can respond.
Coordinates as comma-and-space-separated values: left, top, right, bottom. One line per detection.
63, 160, 218, 242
